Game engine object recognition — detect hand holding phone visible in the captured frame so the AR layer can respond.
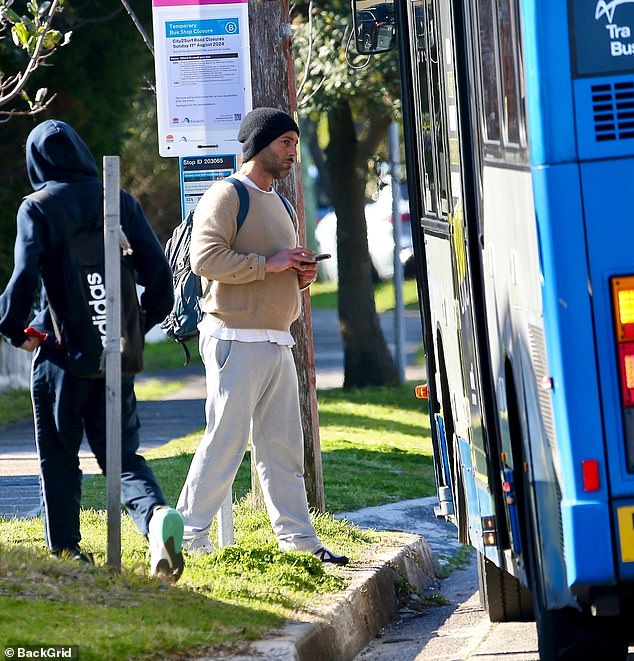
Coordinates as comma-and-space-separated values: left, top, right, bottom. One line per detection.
300, 252, 331, 266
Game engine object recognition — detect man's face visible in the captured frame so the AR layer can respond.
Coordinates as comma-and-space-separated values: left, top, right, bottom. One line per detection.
256, 130, 299, 179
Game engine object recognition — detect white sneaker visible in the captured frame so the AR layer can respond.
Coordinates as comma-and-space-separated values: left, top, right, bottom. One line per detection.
185, 537, 216, 555
186, 542, 216, 555
148, 506, 185, 582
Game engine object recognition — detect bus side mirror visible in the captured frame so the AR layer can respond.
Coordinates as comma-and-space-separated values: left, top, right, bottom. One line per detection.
351, 0, 396, 55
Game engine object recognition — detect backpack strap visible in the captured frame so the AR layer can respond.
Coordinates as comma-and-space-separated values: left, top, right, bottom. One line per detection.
27, 189, 75, 237
275, 191, 294, 220
224, 176, 249, 232
224, 176, 294, 229
25, 190, 76, 345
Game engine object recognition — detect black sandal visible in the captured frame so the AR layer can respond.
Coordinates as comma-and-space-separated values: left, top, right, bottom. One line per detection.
314, 546, 349, 565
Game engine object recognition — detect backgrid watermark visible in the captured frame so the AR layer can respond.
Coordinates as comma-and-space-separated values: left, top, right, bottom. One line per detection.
4, 647, 78, 659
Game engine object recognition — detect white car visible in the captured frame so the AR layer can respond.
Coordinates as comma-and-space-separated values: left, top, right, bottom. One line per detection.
315, 184, 413, 282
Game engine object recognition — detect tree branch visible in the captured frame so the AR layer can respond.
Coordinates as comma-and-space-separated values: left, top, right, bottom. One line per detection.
118, 0, 154, 56
0, 0, 64, 111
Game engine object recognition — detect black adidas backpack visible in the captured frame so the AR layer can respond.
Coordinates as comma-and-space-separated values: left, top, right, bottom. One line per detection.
160, 176, 293, 364
30, 190, 144, 377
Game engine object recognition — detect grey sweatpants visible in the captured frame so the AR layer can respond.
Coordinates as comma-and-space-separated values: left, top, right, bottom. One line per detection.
176, 331, 320, 552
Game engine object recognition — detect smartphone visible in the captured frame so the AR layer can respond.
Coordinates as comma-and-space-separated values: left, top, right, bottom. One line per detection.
301, 252, 331, 266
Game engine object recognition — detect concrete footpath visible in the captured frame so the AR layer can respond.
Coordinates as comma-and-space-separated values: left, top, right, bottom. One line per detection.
0, 309, 462, 660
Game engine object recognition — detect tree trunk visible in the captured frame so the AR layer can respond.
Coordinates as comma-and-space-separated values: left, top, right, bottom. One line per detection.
247, 0, 325, 511
325, 102, 399, 388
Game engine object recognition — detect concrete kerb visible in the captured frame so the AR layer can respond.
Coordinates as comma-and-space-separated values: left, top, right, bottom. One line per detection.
225, 534, 438, 661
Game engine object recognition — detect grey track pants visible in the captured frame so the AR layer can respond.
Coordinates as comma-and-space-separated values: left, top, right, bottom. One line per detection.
176, 331, 320, 552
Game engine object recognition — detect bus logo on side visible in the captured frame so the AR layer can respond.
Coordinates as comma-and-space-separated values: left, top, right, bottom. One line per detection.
595, 0, 634, 23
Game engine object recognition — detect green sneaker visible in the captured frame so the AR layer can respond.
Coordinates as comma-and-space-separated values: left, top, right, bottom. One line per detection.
148, 507, 184, 582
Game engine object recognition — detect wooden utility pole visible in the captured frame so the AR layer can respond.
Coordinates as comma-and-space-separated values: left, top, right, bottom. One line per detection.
248, 0, 325, 511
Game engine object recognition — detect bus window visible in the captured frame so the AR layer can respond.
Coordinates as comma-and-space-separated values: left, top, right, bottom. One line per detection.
410, 0, 439, 217
477, 0, 501, 143
427, 1, 451, 216
497, 0, 521, 145
406, 0, 455, 220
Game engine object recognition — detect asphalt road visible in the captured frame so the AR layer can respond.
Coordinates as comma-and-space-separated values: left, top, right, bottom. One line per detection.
354, 553, 634, 660
336, 499, 540, 659
354, 553, 541, 661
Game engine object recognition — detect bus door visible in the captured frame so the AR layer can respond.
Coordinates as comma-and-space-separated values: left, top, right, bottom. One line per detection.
404, 0, 501, 557
467, 0, 543, 582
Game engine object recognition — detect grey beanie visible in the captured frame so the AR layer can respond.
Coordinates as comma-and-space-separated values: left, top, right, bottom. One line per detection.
238, 108, 300, 161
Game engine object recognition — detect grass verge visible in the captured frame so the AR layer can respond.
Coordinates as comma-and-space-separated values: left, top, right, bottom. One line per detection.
309, 278, 419, 313
0, 388, 33, 427
0, 507, 375, 660
0, 382, 433, 659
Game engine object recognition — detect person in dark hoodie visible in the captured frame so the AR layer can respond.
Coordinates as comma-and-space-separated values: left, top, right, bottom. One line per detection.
0, 119, 185, 581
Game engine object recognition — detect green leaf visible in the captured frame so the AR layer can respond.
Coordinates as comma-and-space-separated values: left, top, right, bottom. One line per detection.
11, 22, 29, 47
26, 34, 37, 56
41, 28, 61, 50
5, 7, 21, 23
20, 15, 36, 32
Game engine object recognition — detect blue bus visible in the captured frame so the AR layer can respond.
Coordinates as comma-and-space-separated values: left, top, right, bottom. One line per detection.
352, 0, 634, 658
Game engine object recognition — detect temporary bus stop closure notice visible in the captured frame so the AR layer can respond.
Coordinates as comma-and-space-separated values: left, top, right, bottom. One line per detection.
152, 0, 252, 158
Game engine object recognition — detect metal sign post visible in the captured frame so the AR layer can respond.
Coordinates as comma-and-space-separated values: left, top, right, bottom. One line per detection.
389, 122, 405, 381
217, 490, 234, 547
104, 156, 122, 572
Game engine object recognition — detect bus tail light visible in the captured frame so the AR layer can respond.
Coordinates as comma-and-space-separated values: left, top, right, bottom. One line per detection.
611, 276, 634, 341
611, 277, 634, 407
617, 343, 634, 407
610, 276, 634, 407
582, 459, 600, 492
610, 276, 634, 472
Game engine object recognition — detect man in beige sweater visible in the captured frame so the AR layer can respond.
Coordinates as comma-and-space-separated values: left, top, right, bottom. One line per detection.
176, 108, 348, 565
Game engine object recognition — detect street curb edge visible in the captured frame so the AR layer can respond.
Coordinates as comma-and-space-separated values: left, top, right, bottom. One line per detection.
250, 533, 438, 660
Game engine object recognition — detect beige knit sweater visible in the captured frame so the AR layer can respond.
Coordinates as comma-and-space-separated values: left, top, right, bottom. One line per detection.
190, 178, 303, 331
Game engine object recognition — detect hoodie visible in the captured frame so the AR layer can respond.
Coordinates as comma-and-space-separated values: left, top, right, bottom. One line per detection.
0, 119, 173, 350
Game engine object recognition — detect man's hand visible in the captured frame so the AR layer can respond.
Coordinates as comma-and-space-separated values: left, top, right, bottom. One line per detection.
19, 336, 40, 352
265, 247, 317, 275
296, 259, 318, 284
23, 326, 59, 351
